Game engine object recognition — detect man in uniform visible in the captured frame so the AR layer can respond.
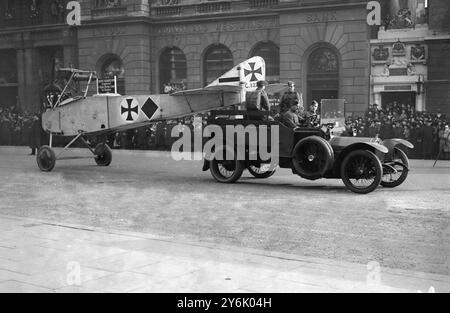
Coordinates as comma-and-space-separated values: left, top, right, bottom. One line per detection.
245, 80, 270, 120
279, 81, 303, 115
305, 100, 321, 127
281, 103, 301, 129
245, 80, 270, 111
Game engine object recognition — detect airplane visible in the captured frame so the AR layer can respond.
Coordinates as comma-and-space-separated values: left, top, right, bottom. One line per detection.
36, 56, 267, 172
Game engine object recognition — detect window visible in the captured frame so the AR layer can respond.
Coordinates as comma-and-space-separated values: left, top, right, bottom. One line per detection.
0, 49, 18, 108
250, 41, 280, 83
203, 44, 233, 86
307, 47, 339, 106
98, 54, 125, 95
159, 47, 187, 93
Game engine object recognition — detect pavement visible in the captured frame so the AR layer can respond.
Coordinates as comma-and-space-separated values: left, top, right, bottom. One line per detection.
0, 146, 449, 293
0, 214, 449, 293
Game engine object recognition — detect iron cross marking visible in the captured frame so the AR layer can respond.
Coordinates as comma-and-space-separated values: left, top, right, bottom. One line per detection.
121, 98, 138, 121
244, 62, 262, 82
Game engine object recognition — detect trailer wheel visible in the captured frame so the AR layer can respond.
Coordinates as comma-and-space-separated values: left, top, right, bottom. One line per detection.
292, 136, 334, 180
94, 143, 112, 167
210, 146, 244, 183
36, 146, 56, 172
381, 147, 409, 188
341, 150, 382, 194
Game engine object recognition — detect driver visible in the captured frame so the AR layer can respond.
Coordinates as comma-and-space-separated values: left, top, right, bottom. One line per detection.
281, 103, 301, 129
305, 100, 321, 127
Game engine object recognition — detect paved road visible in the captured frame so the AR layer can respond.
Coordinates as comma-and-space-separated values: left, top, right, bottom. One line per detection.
0, 146, 449, 277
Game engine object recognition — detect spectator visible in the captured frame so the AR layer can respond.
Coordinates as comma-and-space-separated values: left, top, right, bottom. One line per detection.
422, 120, 434, 159
29, 113, 41, 155
439, 124, 450, 159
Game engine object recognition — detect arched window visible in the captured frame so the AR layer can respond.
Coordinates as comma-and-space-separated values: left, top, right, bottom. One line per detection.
203, 44, 233, 86
98, 54, 125, 95
159, 47, 187, 93
307, 47, 339, 106
250, 42, 280, 83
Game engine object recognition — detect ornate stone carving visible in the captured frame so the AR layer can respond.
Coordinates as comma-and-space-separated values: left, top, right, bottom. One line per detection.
392, 40, 406, 56
411, 44, 426, 61
373, 45, 389, 61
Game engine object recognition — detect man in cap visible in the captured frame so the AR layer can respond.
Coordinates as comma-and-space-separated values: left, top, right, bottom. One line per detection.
281, 103, 301, 129
245, 80, 270, 112
305, 100, 321, 127
279, 81, 303, 115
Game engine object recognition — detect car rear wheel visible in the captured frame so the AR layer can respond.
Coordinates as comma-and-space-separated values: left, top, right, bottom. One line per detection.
341, 150, 382, 194
292, 136, 334, 180
210, 146, 244, 183
381, 147, 409, 188
248, 164, 276, 179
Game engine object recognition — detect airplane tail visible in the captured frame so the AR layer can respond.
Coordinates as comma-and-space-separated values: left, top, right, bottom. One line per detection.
206, 56, 266, 93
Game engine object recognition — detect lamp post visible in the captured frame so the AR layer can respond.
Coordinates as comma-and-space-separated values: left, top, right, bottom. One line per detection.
416, 75, 424, 95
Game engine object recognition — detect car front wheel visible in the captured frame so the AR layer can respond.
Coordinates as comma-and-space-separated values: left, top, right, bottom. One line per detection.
341, 150, 382, 194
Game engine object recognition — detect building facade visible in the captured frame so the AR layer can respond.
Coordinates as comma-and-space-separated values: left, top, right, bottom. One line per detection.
426, 0, 450, 115
1, 0, 373, 115
369, 0, 450, 115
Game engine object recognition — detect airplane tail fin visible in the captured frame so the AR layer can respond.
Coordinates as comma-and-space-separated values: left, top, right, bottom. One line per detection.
206, 56, 266, 93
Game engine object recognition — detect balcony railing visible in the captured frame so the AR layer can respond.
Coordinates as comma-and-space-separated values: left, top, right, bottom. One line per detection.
150, 0, 281, 18
155, 6, 182, 16
249, 0, 279, 9
91, 6, 128, 17
197, 1, 232, 14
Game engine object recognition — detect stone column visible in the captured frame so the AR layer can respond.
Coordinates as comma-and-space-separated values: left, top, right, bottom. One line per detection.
416, 91, 424, 111
373, 92, 382, 107
15, 33, 38, 113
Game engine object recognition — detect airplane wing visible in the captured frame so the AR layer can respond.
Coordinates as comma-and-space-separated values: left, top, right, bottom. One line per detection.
42, 57, 265, 137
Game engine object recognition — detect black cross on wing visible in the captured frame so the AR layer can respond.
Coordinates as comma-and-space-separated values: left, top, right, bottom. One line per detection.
121, 98, 139, 121
244, 62, 263, 82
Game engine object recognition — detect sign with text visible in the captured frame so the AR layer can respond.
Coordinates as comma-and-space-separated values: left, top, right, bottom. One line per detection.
97, 77, 117, 94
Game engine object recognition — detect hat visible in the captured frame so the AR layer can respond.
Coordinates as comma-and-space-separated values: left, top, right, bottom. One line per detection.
256, 80, 268, 88
287, 81, 295, 87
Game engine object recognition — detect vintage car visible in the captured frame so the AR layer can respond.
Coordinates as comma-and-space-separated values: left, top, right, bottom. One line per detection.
202, 100, 413, 194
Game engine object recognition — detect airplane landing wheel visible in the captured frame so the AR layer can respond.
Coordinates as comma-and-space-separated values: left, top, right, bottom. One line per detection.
36, 146, 56, 172
94, 143, 112, 167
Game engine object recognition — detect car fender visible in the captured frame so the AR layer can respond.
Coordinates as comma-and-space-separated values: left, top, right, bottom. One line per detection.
342, 142, 389, 154
382, 139, 415, 152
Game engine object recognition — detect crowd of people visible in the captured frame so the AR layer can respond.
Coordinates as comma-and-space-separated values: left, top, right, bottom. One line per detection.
1, 98, 450, 160
163, 82, 187, 94
344, 102, 450, 159
0, 106, 42, 154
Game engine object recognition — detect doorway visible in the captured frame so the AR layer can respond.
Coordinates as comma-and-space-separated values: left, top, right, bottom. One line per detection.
381, 92, 416, 111
307, 46, 340, 107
